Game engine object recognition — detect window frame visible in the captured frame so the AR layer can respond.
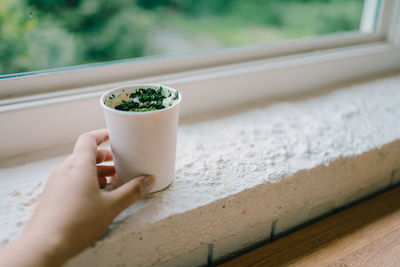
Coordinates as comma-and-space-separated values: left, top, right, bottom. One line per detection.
0, 0, 396, 98
0, 0, 399, 160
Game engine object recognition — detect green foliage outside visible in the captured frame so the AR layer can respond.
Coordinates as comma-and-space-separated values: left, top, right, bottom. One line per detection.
0, 0, 364, 75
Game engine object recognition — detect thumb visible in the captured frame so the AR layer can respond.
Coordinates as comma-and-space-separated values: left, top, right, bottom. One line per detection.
108, 175, 155, 213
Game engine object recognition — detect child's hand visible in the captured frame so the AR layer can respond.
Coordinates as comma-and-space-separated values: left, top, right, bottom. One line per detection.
0, 129, 155, 267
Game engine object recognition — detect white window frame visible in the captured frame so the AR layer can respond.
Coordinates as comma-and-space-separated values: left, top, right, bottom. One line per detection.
0, 0, 399, 159
0, 0, 397, 98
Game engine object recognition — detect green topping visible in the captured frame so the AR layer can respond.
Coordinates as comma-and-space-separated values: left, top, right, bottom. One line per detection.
115, 87, 170, 112
173, 91, 179, 100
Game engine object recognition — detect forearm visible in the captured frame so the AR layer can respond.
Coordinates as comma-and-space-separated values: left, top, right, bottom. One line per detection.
0, 130, 155, 266
0, 234, 67, 267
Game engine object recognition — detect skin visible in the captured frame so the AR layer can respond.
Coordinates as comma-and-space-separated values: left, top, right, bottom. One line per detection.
0, 129, 155, 267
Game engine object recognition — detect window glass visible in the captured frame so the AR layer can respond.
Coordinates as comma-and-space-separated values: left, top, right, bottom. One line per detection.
1, 0, 366, 76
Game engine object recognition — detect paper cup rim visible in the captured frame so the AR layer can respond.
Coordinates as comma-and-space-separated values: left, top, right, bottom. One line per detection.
100, 84, 182, 115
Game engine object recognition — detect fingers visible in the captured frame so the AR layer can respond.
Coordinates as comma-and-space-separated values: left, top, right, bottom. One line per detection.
74, 129, 109, 153
107, 175, 155, 213
98, 176, 107, 188
87, 129, 109, 146
97, 165, 115, 177
73, 129, 109, 162
96, 149, 113, 164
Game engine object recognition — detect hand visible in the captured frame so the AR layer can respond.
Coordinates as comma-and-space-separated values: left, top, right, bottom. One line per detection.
0, 129, 155, 267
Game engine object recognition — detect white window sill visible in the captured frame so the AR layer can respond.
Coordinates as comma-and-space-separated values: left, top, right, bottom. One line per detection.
1, 42, 400, 161
1, 73, 400, 266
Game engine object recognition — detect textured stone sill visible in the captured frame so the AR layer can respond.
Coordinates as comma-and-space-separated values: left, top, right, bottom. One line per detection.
1, 74, 400, 266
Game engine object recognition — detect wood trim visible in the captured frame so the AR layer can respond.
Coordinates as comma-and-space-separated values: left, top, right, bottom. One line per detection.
220, 185, 400, 266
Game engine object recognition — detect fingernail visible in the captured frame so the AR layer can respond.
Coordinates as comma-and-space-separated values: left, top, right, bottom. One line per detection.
144, 175, 155, 191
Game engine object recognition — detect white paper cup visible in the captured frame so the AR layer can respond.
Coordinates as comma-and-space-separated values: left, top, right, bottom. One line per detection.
100, 84, 181, 193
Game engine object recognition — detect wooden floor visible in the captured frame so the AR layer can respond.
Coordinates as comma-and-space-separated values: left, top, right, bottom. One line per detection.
220, 186, 400, 267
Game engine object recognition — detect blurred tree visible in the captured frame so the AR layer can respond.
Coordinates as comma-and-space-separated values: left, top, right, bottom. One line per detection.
0, 0, 33, 74
0, 0, 365, 75
25, 22, 76, 70
81, 7, 152, 62
26, 0, 81, 13
136, 0, 234, 16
